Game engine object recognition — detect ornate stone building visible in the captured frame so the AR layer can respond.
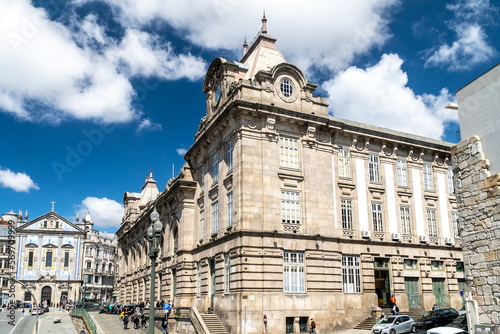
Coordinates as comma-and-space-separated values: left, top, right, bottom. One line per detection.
14, 207, 85, 305
117, 18, 463, 333
81, 213, 117, 302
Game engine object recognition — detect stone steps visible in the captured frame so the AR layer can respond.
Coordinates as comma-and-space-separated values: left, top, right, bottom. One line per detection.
200, 313, 228, 334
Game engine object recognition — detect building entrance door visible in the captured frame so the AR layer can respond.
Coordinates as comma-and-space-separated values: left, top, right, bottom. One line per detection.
41, 286, 52, 305
210, 259, 215, 309
432, 278, 446, 308
374, 258, 391, 307
404, 277, 421, 308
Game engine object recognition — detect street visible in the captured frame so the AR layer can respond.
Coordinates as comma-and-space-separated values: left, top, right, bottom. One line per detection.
0, 308, 37, 334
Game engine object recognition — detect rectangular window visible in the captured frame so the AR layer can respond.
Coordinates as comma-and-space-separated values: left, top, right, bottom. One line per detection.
199, 210, 204, 239
286, 317, 294, 334
45, 251, 53, 268
427, 209, 438, 237
342, 256, 361, 293
404, 259, 417, 270
212, 202, 219, 234
456, 262, 464, 273
369, 155, 380, 183
400, 206, 412, 235
224, 254, 230, 294
200, 166, 205, 191
28, 251, 34, 267
372, 203, 383, 232
423, 164, 434, 190
299, 317, 309, 333
280, 136, 299, 169
451, 211, 459, 238
64, 251, 69, 267
196, 263, 201, 298
341, 199, 353, 230
2, 278, 7, 288
397, 160, 408, 187
227, 141, 233, 172
212, 153, 219, 183
448, 168, 454, 194
338, 149, 351, 178
283, 252, 305, 293
281, 191, 301, 224
227, 192, 233, 227
431, 261, 443, 271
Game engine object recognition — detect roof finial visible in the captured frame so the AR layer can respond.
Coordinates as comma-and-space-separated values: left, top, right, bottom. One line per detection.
243, 36, 248, 55
149, 169, 153, 178
261, 10, 267, 34
51, 201, 56, 212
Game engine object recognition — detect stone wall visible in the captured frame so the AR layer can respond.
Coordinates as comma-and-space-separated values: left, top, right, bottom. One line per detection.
451, 136, 500, 324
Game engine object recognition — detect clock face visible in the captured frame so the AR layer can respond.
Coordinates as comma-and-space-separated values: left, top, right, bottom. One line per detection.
214, 83, 221, 103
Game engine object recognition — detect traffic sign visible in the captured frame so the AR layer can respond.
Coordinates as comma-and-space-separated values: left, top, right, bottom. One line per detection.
460, 290, 464, 297
164, 303, 171, 311
263, 314, 267, 325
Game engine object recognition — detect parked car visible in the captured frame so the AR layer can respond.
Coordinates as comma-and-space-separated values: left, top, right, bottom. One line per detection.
372, 315, 418, 334
427, 314, 468, 334
417, 308, 460, 329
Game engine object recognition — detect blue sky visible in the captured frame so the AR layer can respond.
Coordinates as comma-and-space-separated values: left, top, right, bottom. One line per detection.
1, 0, 499, 233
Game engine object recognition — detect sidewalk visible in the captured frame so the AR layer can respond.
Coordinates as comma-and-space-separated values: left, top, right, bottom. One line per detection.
38, 309, 78, 334
91, 312, 162, 334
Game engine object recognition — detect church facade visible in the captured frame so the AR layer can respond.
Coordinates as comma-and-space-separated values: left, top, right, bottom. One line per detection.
14, 208, 86, 305
116, 18, 464, 333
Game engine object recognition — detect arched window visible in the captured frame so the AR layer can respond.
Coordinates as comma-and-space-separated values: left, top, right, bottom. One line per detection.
173, 227, 178, 253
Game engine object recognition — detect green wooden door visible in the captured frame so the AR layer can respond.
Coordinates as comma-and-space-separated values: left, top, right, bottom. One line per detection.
404, 277, 421, 308
432, 278, 446, 308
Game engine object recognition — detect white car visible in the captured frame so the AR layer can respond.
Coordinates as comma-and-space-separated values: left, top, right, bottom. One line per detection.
31, 308, 43, 315
427, 314, 468, 334
372, 315, 418, 334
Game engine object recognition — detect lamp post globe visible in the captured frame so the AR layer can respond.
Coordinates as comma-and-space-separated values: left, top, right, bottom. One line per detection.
148, 207, 161, 334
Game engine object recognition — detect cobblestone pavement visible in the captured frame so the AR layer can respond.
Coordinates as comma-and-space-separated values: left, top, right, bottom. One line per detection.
90, 312, 162, 334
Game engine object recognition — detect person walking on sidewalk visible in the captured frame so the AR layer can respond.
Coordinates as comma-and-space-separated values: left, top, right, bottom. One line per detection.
123, 314, 129, 330
310, 318, 317, 334
162, 316, 168, 334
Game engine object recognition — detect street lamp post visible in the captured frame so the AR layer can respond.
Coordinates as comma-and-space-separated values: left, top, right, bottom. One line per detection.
148, 208, 163, 334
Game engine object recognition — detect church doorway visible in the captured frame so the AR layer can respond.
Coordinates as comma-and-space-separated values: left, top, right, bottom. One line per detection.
41, 286, 52, 305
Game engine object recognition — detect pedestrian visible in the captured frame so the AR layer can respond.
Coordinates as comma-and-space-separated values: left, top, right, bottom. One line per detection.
390, 295, 396, 307
310, 318, 317, 334
141, 313, 147, 328
134, 314, 140, 329
123, 314, 129, 330
22, 309, 25, 317
392, 303, 399, 315
162, 316, 168, 334
120, 310, 125, 322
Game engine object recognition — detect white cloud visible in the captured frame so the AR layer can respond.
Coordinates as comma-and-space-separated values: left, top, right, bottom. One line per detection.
0, 0, 206, 124
323, 54, 458, 140
137, 118, 162, 133
423, 0, 498, 71
83, 0, 400, 72
76, 196, 123, 229
0, 166, 39, 192
424, 25, 495, 71
176, 148, 187, 156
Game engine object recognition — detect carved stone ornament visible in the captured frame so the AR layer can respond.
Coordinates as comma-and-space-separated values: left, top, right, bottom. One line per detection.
307, 126, 316, 139
343, 229, 355, 238
266, 117, 276, 131
283, 224, 300, 233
